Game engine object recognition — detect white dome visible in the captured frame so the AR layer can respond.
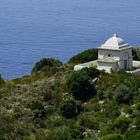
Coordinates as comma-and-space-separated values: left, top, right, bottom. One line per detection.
101, 34, 129, 49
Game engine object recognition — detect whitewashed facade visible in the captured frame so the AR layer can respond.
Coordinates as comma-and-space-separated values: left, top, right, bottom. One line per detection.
97, 34, 133, 72
74, 34, 140, 73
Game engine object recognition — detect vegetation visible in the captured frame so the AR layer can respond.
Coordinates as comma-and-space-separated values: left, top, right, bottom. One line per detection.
32, 58, 62, 74
132, 48, 140, 61
68, 48, 98, 64
66, 68, 97, 102
60, 100, 81, 119
0, 48, 140, 140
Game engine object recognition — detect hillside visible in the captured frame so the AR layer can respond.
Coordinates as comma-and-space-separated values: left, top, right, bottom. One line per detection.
0, 48, 140, 140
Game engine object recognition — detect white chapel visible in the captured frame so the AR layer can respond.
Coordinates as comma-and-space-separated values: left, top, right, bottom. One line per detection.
97, 34, 133, 72
74, 34, 140, 73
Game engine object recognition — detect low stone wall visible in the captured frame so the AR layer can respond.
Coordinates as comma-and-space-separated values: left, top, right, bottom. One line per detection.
74, 60, 140, 74
127, 69, 140, 75
74, 60, 97, 71
133, 61, 140, 67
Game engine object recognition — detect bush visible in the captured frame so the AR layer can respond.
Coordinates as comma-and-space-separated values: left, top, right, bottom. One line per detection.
104, 101, 120, 118
52, 126, 72, 140
78, 112, 99, 130
124, 129, 140, 140
69, 123, 84, 139
81, 67, 100, 78
36, 128, 53, 140
113, 116, 131, 133
60, 100, 81, 119
30, 101, 44, 111
46, 115, 65, 128
0, 74, 4, 85
66, 70, 96, 102
114, 85, 133, 104
100, 133, 123, 140
132, 48, 140, 61
68, 48, 98, 64
32, 58, 62, 73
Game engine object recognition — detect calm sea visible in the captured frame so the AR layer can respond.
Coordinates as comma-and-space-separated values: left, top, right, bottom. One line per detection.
0, 0, 140, 79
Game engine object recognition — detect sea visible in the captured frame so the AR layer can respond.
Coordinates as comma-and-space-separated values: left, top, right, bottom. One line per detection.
0, 0, 140, 79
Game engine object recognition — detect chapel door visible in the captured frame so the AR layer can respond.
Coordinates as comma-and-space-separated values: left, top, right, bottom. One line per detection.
124, 60, 127, 69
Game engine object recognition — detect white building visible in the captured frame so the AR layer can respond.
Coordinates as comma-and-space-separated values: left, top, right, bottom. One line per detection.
97, 34, 133, 72
74, 34, 140, 73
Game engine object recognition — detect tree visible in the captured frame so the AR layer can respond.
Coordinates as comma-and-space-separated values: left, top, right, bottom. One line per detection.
60, 100, 81, 119
113, 116, 131, 133
68, 48, 98, 64
30, 101, 44, 111
32, 58, 62, 73
81, 67, 100, 78
66, 70, 96, 102
100, 133, 123, 140
114, 85, 133, 104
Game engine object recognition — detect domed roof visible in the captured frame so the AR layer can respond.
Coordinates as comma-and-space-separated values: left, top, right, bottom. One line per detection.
100, 34, 129, 49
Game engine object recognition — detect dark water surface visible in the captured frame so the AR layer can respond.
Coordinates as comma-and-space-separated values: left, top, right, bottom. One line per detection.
0, 0, 140, 79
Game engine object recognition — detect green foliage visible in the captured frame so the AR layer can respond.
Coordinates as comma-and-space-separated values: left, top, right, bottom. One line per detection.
45, 115, 65, 128
113, 116, 131, 133
81, 67, 100, 78
30, 101, 44, 111
132, 48, 140, 61
69, 123, 84, 139
0, 50, 140, 140
135, 102, 140, 111
52, 124, 84, 140
104, 101, 120, 118
124, 129, 140, 140
66, 70, 96, 102
35, 129, 53, 140
114, 85, 133, 104
116, 70, 131, 83
0, 74, 4, 85
32, 58, 62, 73
78, 112, 99, 129
100, 133, 123, 140
68, 48, 98, 64
52, 125, 72, 140
60, 100, 81, 119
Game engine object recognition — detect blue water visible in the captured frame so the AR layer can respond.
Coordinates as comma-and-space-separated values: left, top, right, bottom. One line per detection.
0, 0, 140, 79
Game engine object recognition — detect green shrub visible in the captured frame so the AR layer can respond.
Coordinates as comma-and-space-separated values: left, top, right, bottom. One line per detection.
78, 112, 99, 129
0, 74, 4, 85
81, 67, 100, 78
36, 128, 53, 140
135, 102, 140, 111
69, 122, 84, 139
30, 101, 44, 111
68, 48, 98, 64
66, 70, 96, 102
60, 100, 81, 119
100, 133, 123, 140
124, 129, 140, 140
114, 85, 133, 104
32, 58, 62, 73
121, 105, 133, 114
104, 101, 120, 118
113, 116, 131, 133
52, 126, 72, 140
116, 70, 131, 83
132, 48, 140, 61
46, 115, 65, 128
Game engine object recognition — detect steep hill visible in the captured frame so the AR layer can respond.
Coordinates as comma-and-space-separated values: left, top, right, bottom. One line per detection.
0, 49, 140, 140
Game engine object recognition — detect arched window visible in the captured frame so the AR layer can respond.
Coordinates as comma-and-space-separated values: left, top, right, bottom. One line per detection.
104, 53, 113, 58
108, 54, 111, 57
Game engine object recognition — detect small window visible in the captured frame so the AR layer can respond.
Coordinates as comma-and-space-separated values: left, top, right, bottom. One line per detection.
108, 54, 111, 57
